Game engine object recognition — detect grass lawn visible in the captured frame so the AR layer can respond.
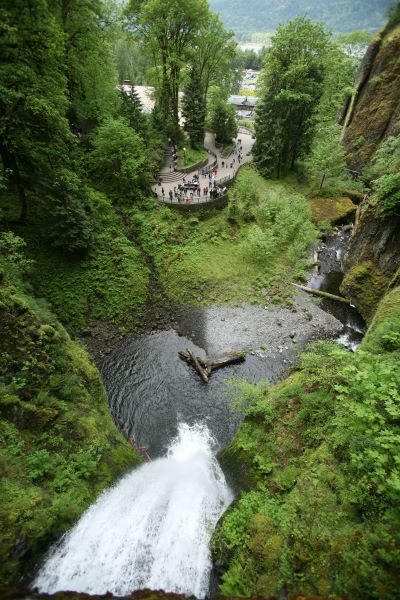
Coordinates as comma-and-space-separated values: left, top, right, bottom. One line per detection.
177, 146, 207, 169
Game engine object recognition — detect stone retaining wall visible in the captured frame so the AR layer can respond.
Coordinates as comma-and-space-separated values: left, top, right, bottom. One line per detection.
179, 156, 208, 174
160, 193, 229, 212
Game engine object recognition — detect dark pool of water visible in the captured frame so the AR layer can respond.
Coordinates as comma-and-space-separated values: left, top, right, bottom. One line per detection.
102, 330, 252, 457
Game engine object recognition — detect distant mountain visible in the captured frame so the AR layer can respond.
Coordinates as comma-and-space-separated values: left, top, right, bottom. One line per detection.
209, 0, 394, 37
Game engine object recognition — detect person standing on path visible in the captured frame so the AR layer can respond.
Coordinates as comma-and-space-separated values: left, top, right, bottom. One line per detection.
162, 187, 165, 197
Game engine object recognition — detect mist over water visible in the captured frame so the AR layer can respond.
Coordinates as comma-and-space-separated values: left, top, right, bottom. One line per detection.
33, 424, 233, 598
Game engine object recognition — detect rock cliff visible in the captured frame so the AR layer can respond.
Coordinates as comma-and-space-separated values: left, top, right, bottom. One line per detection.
342, 22, 400, 173
340, 19, 400, 322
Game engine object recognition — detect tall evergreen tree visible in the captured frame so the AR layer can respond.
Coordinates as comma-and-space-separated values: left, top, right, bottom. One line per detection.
209, 92, 237, 144
182, 67, 206, 148
253, 17, 330, 177
119, 87, 146, 137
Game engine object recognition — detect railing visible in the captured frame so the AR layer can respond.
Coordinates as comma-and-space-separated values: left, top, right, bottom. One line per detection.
214, 174, 233, 186
202, 150, 218, 175
155, 162, 245, 208
155, 190, 228, 205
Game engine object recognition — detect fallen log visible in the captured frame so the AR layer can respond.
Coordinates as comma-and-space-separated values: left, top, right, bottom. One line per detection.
179, 349, 245, 382
199, 352, 246, 372
187, 347, 209, 383
292, 283, 351, 304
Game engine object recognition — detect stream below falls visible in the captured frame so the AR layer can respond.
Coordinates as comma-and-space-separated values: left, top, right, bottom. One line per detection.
33, 228, 365, 598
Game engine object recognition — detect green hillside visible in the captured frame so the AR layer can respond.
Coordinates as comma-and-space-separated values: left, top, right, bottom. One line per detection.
209, 0, 394, 37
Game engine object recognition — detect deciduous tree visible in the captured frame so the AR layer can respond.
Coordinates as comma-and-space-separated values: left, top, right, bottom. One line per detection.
0, 0, 93, 252
253, 17, 330, 177
87, 117, 149, 199
56, 0, 119, 127
306, 124, 348, 189
126, 0, 209, 141
193, 16, 237, 104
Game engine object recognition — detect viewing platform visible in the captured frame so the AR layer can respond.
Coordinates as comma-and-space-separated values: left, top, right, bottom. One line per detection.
153, 127, 255, 209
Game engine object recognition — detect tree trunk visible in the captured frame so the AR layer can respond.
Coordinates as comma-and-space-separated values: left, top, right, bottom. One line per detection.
292, 283, 352, 304
179, 349, 246, 383
186, 348, 209, 383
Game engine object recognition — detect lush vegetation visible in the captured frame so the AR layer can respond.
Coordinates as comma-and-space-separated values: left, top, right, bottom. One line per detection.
26, 191, 149, 333
209, 0, 393, 37
253, 17, 356, 180
126, 0, 237, 145
213, 286, 400, 598
364, 136, 400, 216
128, 168, 317, 306
1, 0, 399, 593
0, 236, 141, 584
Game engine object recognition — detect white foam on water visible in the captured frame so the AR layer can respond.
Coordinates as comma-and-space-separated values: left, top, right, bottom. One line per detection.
33, 423, 233, 598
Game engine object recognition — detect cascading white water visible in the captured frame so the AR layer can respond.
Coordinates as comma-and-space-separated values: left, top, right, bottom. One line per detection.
33, 423, 233, 598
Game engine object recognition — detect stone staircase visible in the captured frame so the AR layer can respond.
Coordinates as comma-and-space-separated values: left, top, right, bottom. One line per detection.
158, 169, 184, 183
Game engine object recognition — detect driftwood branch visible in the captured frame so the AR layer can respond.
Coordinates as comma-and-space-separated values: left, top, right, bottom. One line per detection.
129, 434, 151, 461
187, 347, 209, 383
292, 283, 351, 304
179, 348, 245, 383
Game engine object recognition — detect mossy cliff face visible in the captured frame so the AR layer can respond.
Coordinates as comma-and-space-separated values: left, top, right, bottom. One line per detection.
342, 23, 400, 173
339, 23, 400, 323
0, 274, 141, 585
340, 200, 400, 322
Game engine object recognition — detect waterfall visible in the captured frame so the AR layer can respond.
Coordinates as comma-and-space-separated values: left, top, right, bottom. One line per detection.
33, 423, 233, 598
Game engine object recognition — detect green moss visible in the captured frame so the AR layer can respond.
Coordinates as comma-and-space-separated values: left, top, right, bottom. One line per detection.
362, 285, 400, 353
213, 313, 400, 598
340, 260, 390, 322
309, 195, 356, 224
0, 271, 141, 584
344, 25, 400, 167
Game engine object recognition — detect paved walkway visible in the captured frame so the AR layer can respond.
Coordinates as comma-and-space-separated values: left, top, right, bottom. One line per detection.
152, 127, 255, 205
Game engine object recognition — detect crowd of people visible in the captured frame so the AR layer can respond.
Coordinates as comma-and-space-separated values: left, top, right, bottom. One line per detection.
159, 175, 228, 203
156, 136, 248, 204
